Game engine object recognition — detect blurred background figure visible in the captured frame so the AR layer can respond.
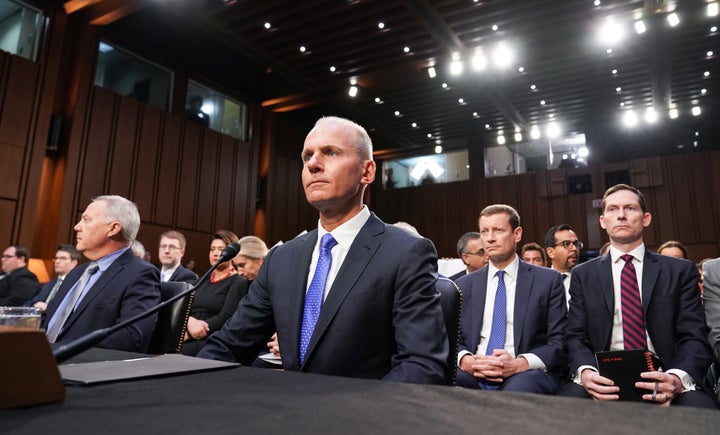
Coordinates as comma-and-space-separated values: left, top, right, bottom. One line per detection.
181, 230, 250, 356
25, 244, 81, 311
131, 240, 146, 258
158, 230, 198, 284
521, 242, 548, 267
232, 236, 269, 281
598, 242, 612, 257
185, 259, 196, 271
0, 245, 40, 306
657, 240, 688, 259
449, 232, 487, 282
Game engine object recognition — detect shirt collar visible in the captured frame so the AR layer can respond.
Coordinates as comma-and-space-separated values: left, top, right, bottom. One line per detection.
95, 247, 130, 272
609, 243, 645, 264
317, 205, 371, 250
488, 254, 520, 279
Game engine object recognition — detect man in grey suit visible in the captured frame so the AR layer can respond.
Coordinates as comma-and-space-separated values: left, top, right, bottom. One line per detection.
198, 116, 448, 384
702, 257, 720, 402
561, 184, 716, 408
455, 204, 567, 393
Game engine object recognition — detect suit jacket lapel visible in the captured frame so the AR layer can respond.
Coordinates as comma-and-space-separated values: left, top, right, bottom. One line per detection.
287, 231, 316, 368
472, 268, 489, 352
303, 215, 383, 365
597, 254, 614, 316
513, 262, 532, 351
641, 251, 659, 316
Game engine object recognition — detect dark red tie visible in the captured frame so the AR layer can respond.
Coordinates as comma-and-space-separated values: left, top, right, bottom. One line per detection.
620, 254, 647, 349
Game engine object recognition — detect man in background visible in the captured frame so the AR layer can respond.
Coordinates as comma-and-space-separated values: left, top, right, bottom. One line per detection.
0, 245, 40, 306
158, 230, 198, 284
25, 244, 81, 311
545, 224, 582, 307
449, 232, 488, 282
521, 242, 547, 267
42, 195, 160, 352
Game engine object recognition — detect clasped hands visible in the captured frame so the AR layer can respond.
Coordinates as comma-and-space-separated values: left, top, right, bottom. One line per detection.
460, 349, 529, 381
580, 368, 683, 406
184, 316, 210, 341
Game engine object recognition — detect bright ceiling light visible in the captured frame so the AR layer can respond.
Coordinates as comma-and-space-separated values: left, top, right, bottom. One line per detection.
374, 97, 382, 104
546, 122, 560, 138
622, 110, 638, 127
427, 67, 436, 78
518, 66, 525, 72
458, 98, 465, 104
299, 46, 306, 53
634, 20, 646, 34
449, 59, 463, 76
708, 2, 718, 17
578, 146, 589, 158
329, 66, 336, 72
264, 22, 272, 30
471, 50, 487, 71
491, 42, 514, 69
403, 46, 410, 53
348, 86, 358, 97
644, 107, 658, 123
394, 110, 401, 117
497, 134, 506, 145
514, 132, 522, 142
411, 122, 418, 128
530, 125, 541, 139
597, 18, 626, 47
434, 145, 443, 154
667, 13, 679, 27
492, 24, 498, 31
668, 107, 679, 119
540, 100, 546, 105
378, 22, 385, 29
708, 51, 715, 57
692, 106, 702, 116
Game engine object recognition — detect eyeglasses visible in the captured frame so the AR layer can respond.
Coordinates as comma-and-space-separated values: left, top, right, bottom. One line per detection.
463, 249, 485, 256
53, 256, 72, 261
554, 240, 584, 250
159, 244, 182, 251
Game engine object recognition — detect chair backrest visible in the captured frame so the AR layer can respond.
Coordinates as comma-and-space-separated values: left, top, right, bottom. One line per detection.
147, 281, 195, 354
436, 277, 462, 386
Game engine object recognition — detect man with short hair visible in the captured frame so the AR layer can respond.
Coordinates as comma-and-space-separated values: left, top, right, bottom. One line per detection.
158, 230, 198, 284
25, 244, 81, 311
560, 184, 716, 408
42, 195, 161, 352
449, 232, 488, 282
198, 116, 448, 384
0, 245, 40, 306
456, 204, 567, 394
521, 242, 547, 267
545, 224, 582, 307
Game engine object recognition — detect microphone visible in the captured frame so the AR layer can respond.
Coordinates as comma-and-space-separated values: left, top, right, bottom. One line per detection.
52, 241, 242, 363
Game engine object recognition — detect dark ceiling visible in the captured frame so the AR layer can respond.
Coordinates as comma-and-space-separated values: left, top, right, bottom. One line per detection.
59, 0, 719, 164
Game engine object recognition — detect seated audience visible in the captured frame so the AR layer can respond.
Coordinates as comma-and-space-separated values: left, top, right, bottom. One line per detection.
598, 241, 611, 257
521, 242, 547, 267
456, 205, 567, 394
0, 245, 40, 306
181, 230, 250, 356
25, 244, 81, 311
232, 235, 269, 281
701, 258, 720, 402
449, 232, 488, 282
657, 240, 688, 259
42, 195, 161, 352
560, 184, 716, 408
158, 230, 198, 284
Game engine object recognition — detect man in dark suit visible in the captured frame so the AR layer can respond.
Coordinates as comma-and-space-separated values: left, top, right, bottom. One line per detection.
456, 204, 567, 394
25, 244, 81, 311
158, 230, 198, 284
42, 195, 161, 352
198, 116, 448, 384
0, 245, 40, 306
561, 184, 717, 408
449, 232, 487, 282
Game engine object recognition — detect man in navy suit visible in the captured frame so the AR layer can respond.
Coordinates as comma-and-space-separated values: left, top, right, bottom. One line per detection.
42, 195, 161, 352
455, 204, 567, 394
158, 230, 198, 284
448, 232, 488, 282
0, 245, 40, 306
198, 116, 448, 384
25, 244, 81, 311
560, 184, 716, 408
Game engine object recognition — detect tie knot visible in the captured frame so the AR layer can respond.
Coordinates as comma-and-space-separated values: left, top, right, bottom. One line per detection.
86, 263, 100, 275
320, 233, 338, 252
621, 254, 634, 264
496, 270, 505, 280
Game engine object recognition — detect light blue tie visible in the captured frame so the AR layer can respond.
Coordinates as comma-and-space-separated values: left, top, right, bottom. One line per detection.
46, 263, 99, 343
481, 270, 507, 390
299, 234, 337, 364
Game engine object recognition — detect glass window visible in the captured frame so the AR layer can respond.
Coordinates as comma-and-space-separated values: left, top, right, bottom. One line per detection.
186, 81, 248, 141
381, 150, 469, 189
0, 0, 43, 61
95, 41, 173, 111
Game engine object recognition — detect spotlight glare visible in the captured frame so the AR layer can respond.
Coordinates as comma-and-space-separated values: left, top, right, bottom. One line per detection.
710, 3, 719, 17
692, 106, 702, 116
644, 107, 658, 123
427, 67, 436, 78
667, 13, 679, 27
634, 20, 646, 34
348, 86, 358, 97
669, 108, 679, 119
530, 125, 541, 139
623, 110, 638, 127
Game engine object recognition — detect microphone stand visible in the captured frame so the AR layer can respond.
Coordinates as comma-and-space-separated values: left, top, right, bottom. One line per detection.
53, 242, 241, 364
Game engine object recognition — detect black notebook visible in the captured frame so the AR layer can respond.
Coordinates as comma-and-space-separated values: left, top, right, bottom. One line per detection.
595, 350, 662, 401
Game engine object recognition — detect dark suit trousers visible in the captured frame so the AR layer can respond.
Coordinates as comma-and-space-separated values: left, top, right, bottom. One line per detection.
559, 381, 719, 409
456, 368, 561, 394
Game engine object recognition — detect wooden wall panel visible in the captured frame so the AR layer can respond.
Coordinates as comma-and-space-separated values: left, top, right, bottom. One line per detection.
0, 57, 38, 146
78, 88, 115, 206
133, 106, 162, 222
0, 144, 24, 199
232, 140, 253, 233
177, 125, 201, 229
107, 97, 139, 197
156, 115, 182, 226
197, 131, 218, 232
214, 135, 235, 231
688, 153, 717, 244
0, 199, 16, 244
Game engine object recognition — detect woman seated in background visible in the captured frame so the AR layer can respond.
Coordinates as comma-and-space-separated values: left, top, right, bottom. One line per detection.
232, 235, 269, 281
657, 240, 688, 259
181, 230, 250, 356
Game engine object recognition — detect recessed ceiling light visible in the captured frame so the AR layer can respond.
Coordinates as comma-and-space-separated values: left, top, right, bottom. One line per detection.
606, 48, 613, 54
530, 84, 536, 90
634, 20, 646, 34
441, 83, 448, 89
612, 69, 618, 75
378, 22, 385, 29
709, 2, 719, 17
411, 122, 418, 128
299, 46, 306, 53
518, 66, 525, 72
394, 110, 401, 117
492, 24, 498, 31
692, 105, 702, 116
594, 0, 601, 6
616, 87, 622, 92
403, 46, 410, 53
374, 97, 382, 104
427, 67, 436, 78
701, 88, 708, 94
473, 112, 479, 117
704, 71, 710, 77
264, 22, 271, 30
708, 50, 715, 57
348, 86, 358, 97
427, 133, 433, 138
711, 26, 718, 33
330, 66, 336, 72
485, 124, 491, 130
667, 12, 679, 27
458, 98, 465, 104
540, 100, 546, 105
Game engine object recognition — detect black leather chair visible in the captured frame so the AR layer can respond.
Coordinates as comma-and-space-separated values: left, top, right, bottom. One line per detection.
147, 281, 195, 354
436, 277, 462, 385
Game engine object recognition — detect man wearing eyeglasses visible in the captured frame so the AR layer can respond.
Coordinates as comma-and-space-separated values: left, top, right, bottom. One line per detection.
544, 224, 582, 308
0, 245, 40, 306
158, 230, 198, 284
449, 232, 488, 282
25, 244, 81, 311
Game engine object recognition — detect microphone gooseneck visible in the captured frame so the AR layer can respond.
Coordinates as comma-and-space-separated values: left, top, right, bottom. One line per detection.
53, 242, 242, 363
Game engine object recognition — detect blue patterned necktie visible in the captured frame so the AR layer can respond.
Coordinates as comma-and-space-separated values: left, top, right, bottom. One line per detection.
620, 254, 647, 349
299, 234, 337, 364
481, 270, 507, 390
